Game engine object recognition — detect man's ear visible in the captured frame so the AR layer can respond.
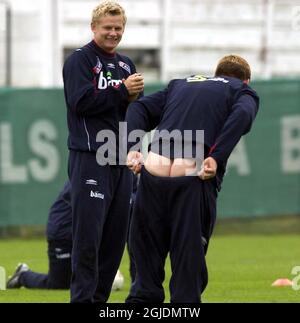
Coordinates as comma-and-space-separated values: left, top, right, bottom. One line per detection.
243, 79, 250, 84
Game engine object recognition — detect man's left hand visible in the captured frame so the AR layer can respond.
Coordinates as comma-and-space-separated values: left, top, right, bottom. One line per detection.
198, 157, 217, 180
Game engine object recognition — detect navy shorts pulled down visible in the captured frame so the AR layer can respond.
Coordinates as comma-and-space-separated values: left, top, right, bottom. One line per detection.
127, 166, 217, 303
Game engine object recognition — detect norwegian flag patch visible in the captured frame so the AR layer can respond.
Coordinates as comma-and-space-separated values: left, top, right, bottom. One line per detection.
119, 61, 131, 74
93, 57, 102, 74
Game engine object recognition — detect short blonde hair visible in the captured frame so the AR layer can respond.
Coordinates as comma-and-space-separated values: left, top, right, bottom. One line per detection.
215, 54, 251, 81
91, 1, 127, 26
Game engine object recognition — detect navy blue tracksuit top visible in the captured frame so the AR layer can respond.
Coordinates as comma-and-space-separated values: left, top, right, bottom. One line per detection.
63, 40, 137, 156
126, 75, 259, 189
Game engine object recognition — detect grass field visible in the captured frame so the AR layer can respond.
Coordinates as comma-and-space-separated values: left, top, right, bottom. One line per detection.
0, 234, 299, 303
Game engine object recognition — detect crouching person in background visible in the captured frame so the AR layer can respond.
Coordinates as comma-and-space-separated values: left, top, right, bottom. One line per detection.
7, 181, 124, 291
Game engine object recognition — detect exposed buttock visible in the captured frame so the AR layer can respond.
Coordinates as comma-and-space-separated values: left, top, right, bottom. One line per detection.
144, 151, 197, 177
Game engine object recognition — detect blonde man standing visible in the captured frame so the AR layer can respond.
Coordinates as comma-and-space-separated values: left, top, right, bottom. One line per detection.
63, 1, 143, 303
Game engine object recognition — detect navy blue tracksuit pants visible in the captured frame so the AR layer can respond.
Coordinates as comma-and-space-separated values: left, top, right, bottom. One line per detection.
20, 239, 72, 289
68, 150, 132, 303
126, 167, 217, 303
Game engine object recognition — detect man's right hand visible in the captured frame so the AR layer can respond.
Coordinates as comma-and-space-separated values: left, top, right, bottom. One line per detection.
127, 151, 144, 174
123, 73, 144, 97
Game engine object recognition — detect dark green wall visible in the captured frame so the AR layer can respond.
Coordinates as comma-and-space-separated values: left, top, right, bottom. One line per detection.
0, 80, 299, 226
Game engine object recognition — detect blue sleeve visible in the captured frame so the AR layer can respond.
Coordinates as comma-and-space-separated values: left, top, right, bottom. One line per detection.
63, 50, 129, 116
126, 87, 168, 132
127, 58, 144, 99
125, 86, 168, 150
209, 88, 259, 165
